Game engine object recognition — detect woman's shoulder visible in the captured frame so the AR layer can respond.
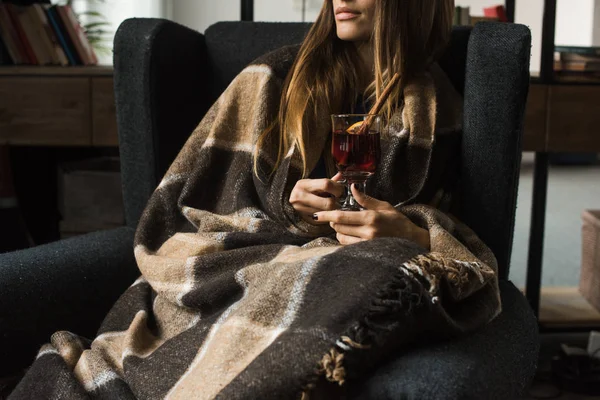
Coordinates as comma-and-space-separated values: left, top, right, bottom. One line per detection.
247, 44, 302, 81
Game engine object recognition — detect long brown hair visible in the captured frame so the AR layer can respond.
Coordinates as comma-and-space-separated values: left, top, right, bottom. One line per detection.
253, 0, 455, 177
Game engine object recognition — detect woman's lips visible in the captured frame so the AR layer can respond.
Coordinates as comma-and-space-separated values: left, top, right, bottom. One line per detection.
336, 11, 360, 21
335, 7, 360, 21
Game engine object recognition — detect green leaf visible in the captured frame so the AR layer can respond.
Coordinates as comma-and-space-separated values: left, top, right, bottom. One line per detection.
78, 11, 106, 19
84, 22, 111, 30
85, 30, 112, 37
87, 35, 109, 42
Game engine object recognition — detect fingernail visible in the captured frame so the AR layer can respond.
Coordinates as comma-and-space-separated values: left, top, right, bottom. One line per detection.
312, 213, 318, 221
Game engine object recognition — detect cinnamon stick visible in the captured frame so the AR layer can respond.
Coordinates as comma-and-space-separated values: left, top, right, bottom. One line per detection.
357, 73, 401, 135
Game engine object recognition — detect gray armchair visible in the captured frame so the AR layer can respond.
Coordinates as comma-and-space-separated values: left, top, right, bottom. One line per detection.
0, 19, 539, 399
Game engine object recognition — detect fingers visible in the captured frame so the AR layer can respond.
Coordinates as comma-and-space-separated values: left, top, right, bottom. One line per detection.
313, 210, 370, 225
331, 172, 344, 182
290, 189, 339, 212
330, 222, 376, 240
300, 213, 329, 225
302, 178, 345, 199
290, 178, 345, 222
336, 232, 364, 246
292, 204, 325, 216
351, 184, 391, 211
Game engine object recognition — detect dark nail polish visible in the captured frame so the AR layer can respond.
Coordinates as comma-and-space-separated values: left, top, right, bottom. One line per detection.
312, 214, 318, 221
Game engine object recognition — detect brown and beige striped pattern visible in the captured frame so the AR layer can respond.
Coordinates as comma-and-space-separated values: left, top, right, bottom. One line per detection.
10, 45, 501, 400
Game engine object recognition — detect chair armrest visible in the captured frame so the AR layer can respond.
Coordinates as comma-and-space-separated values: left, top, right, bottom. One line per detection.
113, 18, 211, 228
460, 22, 532, 279
0, 227, 138, 376
348, 280, 539, 399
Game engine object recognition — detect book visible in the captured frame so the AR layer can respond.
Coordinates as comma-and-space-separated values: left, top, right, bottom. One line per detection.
453, 6, 471, 26
559, 52, 600, 63
32, 4, 67, 65
453, 6, 461, 26
57, 5, 97, 65
27, 4, 59, 64
555, 46, 600, 57
554, 60, 600, 72
484, 5, 508, 22
4, 3, 37, 64
1, 0, 50, 5
460, 6, 470, 26
13, 4, 50, 64
0, 4, 25, 64
46, 5, 79, 65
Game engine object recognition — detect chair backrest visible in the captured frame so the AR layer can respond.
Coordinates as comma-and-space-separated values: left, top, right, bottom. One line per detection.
114, 20, 531, 280
202, 22, 471, 109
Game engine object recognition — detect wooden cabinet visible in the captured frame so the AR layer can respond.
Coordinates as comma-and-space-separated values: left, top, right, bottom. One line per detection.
0, 66, 117, 147
1, 67, 598, 152
523, 84, 548, 152
522, 82, 600, 152
547, 85, 600, 152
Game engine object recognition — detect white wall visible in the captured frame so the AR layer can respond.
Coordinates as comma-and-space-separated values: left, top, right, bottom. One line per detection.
255, 0, 321, 23
555, 0, 595, 47
168, 0, 322, 32
515, 0, 544, 74
170, 0, 239, 34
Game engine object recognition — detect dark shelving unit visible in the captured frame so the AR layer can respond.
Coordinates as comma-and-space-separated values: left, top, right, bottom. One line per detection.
241, 0, 254, 22
522, 0, 600, 332
524, 0, 557, 323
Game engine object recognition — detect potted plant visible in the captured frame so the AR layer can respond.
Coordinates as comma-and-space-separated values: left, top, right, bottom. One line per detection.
61, 0, 111, 56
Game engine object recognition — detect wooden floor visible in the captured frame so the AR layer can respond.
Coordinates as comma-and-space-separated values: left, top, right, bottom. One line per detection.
519, 287, 600, 398
534, 287, 600, 329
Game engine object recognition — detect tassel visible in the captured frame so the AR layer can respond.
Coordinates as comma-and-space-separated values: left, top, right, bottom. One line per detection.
341, 336, 371, 350
320, 348, 346, 385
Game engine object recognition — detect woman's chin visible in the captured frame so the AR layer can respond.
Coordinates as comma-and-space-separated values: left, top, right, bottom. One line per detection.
336, 27, 368, 42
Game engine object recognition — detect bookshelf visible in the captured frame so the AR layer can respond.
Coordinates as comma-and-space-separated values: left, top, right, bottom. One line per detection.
505, 0, 515, 22
0, 1, 99, 67
0, 65, 117, 146
521, 0, 600, 329
0, 65, 111, 75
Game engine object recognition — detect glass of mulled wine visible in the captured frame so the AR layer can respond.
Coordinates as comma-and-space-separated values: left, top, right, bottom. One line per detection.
331, 114, 381, 211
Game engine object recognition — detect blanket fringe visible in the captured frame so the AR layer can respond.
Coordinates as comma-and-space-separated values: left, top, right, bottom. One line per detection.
320, 348, 346, 385
300, 385, 315, 400
300, 253, 461, 399
340, 336, 371, 350
299, 348, 346, 400
402, 252, 491, 300
299, 257, 426, 399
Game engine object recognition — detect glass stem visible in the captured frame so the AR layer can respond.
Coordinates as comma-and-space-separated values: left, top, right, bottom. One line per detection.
342, 180, 366, 211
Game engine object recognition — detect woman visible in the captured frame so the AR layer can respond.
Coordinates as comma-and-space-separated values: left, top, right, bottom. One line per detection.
288, 0, 434, 248
10, 1, 501, 399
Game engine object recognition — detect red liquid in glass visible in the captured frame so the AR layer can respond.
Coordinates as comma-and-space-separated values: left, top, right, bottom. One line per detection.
332, 130, 380, 176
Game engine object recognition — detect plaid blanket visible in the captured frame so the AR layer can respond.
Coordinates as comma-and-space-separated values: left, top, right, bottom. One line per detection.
11, 46, 501, 399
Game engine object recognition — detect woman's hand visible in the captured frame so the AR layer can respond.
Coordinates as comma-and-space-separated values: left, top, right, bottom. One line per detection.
314, 185, 431, 249
290, 173, 345, 224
